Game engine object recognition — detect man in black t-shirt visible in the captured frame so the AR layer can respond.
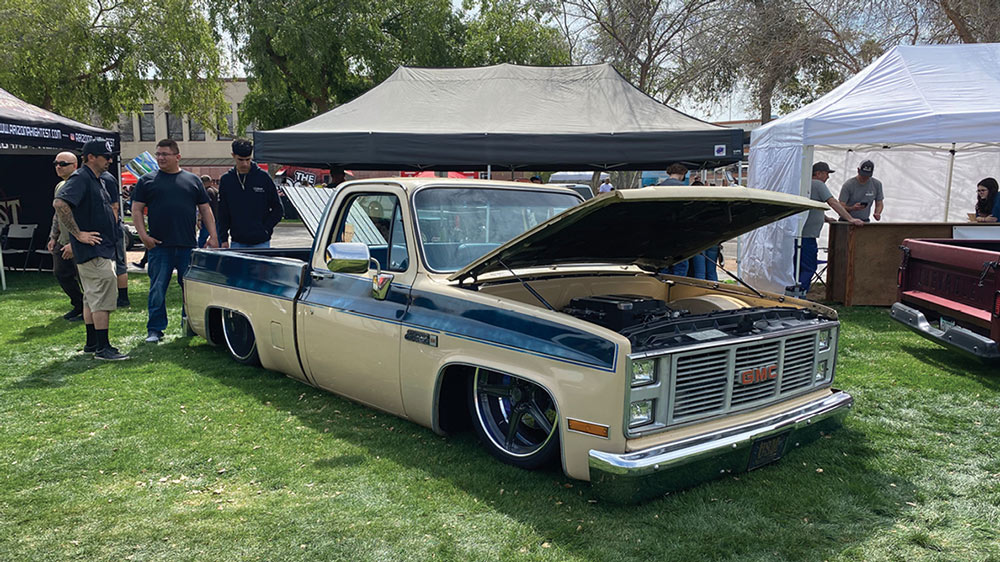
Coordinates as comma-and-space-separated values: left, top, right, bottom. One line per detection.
53, 139, 129, 361
131, 139, 218, 343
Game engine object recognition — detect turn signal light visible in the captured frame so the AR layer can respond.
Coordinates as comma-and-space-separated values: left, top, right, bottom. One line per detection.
567, 418, 610, 438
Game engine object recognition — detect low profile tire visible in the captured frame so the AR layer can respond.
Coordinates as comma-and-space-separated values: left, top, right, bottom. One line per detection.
468, 368, 559, 470
221, 310, 260, 366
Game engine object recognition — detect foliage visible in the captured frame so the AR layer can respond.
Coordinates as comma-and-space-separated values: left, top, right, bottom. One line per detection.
214, 0, 570, 132
0, 0, 230, 130
1, 273, 999, 560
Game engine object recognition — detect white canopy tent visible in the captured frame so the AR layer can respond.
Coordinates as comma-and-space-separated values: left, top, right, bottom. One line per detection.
742, 43, 1000, 293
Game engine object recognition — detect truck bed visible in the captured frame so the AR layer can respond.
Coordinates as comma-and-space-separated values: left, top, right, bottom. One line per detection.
891, 238, 1000, 361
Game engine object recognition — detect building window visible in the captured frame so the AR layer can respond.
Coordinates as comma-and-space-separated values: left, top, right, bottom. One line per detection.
188, 117, 205, 141
139, 104, 155, 142
166, 112, 183, 141
217, 110, 234, 141
117, 115, 134, 142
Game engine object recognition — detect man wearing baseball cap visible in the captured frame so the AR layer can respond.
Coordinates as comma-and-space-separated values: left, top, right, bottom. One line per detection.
52, 139, 129, 360
216, 139, 283, 249
839, 159, 883, 222
788, 162, 864, 296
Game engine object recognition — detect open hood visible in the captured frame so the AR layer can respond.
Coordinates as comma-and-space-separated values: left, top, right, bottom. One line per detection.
448, 186, 826, 283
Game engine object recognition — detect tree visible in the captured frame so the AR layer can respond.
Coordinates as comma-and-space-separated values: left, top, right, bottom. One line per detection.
213, 0, 570, 132
0, 0, 230, 129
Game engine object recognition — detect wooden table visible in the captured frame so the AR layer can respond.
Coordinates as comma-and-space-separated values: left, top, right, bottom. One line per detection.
824, 222, 999, 306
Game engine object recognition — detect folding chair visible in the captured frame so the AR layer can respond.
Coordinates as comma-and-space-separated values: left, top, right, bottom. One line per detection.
811, 246, 829, 289
1, 223, 38, 271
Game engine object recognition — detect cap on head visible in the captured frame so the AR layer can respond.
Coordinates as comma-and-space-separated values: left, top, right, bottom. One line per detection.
858, 160, 874, 177
231, 139, 253, 157
812, 161, 835, 174
200, 175, 212, 183
82, 139, 116, 158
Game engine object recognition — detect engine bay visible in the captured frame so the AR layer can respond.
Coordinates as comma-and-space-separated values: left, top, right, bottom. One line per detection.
561, 294, 831, 352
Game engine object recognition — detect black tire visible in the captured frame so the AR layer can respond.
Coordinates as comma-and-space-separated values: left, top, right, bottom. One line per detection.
221, 310, 261, 366
468, 368, 559, 470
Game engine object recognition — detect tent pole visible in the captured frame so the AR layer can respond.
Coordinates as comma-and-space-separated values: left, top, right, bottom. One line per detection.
943, 143, 956, 221
792, 146, 816, 289
487, 165, 491, 180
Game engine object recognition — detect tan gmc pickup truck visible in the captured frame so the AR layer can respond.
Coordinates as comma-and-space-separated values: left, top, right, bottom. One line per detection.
184, 178, 853, 502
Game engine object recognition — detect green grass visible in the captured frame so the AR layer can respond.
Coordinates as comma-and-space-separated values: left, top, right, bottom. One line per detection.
1, 273, 998, 561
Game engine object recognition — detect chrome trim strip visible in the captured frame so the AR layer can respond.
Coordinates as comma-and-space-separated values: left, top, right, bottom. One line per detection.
589, 390, 853, 497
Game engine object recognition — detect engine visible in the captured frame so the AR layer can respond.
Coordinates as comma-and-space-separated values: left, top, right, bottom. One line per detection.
561, 294, 828, 352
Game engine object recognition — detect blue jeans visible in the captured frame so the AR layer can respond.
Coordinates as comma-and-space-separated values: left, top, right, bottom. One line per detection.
198, 227, 210, 248
663, 260, 689, 277
231, 240, 270, 249
797, 238, 818, 292
146, 246, 193, 333
689, 247, 720, 281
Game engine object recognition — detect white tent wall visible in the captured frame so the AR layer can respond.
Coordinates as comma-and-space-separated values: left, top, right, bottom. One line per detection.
740, 44, 1000, 294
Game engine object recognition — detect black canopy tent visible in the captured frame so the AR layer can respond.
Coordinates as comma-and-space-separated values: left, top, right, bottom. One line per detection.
253, 64, 743, 171
0, 87, 120, 269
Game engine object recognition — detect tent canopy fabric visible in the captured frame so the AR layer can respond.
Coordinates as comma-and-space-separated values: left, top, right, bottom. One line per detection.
254, 64, 743, 171
743, 43, 1000, 293
0, 88, 119, 154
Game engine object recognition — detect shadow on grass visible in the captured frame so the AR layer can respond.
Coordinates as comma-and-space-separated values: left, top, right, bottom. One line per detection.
9, 315, 84, 343
158, 337, 915, 560
900, 344, 1000, 390
12, 348, 101, 388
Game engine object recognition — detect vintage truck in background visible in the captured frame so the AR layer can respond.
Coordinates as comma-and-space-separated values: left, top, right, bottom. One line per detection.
891, 238, 1000, 362
183, 178, 854, 502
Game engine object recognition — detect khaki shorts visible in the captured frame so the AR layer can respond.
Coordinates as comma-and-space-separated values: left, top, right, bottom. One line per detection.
77, 257, 118, 312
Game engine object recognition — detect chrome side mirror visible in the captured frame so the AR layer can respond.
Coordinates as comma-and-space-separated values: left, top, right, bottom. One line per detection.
325, 242, 370, 273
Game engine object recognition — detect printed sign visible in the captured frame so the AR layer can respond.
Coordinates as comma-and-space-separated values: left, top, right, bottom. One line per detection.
714, 144, 727, 157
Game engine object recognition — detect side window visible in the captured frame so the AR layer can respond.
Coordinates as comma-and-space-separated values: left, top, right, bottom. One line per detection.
331, 193, 409, 272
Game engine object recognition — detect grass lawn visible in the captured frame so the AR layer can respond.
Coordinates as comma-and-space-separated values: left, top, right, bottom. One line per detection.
1, 272, 998, 561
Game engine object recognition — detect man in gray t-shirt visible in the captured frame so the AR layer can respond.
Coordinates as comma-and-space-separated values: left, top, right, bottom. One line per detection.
790, 162, 864, 294
839, 160, 883, 221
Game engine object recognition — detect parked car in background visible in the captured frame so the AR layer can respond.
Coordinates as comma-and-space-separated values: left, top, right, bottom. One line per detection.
548, 183, 594, 200
184, 178, 853, 502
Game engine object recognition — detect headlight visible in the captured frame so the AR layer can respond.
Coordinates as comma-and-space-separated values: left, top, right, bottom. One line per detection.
629, 399, 654, 427
818, 330, 831, 351
631, 359, 656, 387
815, 360, 828, 381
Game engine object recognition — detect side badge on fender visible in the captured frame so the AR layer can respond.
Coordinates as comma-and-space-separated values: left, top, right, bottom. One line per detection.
404, 329, 438, 347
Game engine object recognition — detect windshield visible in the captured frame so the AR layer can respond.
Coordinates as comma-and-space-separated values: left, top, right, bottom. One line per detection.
413, 186, 580, 272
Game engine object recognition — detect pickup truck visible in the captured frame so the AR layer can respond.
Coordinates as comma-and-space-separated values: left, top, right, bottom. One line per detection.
184, 178, 854, 502
890, 238, 1000, 361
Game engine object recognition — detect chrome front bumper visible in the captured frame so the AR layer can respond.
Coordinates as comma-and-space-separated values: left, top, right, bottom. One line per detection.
589, 390, 853, 503
889, 302, 1000, 361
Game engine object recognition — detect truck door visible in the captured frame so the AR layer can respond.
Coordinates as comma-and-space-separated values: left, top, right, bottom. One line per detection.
298, 187, 415, 415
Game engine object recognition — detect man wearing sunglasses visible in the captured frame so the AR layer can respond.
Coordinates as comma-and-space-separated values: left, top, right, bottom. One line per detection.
48, 151, 84, 321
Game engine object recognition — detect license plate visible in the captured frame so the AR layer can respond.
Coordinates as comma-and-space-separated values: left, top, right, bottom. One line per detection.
939, 317, 956, 331
747, 432, 789, 471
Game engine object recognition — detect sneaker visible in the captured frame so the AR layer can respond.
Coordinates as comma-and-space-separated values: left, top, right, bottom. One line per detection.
83, 343, 98, 353
117, 296, 131, 308
145, 330, 164, 343
131, 261, 146, 269
63, 308, 84, 321
95, 346, 130, 361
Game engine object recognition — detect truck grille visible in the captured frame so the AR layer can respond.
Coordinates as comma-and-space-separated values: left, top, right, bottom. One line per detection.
666, 332, 822, 425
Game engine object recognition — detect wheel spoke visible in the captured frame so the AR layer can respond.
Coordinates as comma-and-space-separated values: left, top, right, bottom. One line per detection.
504, 406, 526, 450
526, 401, 554, 435
478, 383, 513, 398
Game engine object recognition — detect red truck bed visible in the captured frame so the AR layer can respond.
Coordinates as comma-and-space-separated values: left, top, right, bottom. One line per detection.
890, 238, 1000, 361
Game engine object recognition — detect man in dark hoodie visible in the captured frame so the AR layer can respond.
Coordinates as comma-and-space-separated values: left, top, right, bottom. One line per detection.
217, 139, 283, 249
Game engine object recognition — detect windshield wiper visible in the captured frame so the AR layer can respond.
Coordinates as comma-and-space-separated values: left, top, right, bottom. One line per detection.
498, 259, 555, 311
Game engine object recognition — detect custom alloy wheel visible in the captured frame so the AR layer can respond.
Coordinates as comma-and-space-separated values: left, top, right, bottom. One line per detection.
468, 368, 559, 469
221, 309, 260, 366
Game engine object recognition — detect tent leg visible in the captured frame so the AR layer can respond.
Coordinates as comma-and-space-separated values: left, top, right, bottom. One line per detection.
943, 143, 956, 221
486, 165, 491, 180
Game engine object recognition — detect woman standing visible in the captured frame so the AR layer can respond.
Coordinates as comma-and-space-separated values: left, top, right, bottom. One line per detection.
974, 178, 999, 222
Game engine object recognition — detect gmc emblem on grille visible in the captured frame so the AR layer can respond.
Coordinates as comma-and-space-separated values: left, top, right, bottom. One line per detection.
739, 364, 777, 385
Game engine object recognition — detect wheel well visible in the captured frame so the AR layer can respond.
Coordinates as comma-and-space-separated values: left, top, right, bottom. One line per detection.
206, 307, 225, 346
436, 364, 475, 434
